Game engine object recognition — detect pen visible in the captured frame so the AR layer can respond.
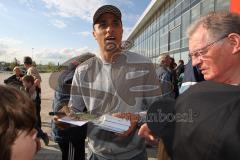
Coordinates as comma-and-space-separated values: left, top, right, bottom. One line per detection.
49, 112, 66, 116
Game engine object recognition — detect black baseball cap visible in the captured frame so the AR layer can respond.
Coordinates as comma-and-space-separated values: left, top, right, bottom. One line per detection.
93, 5, 122, 25
146, 97, 175, 156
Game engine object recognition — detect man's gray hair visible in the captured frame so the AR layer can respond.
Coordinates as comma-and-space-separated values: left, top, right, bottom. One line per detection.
187, 11, 240, 40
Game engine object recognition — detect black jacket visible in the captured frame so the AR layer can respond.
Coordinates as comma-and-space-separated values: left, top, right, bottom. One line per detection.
174, 81, 240, 160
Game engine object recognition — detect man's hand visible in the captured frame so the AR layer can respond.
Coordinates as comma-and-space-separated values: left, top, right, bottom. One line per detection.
34, 79, 41, 88
52, 106, 71, 130
112, 112, 139, 137
53, 114, 72, 130
29, 85, 36, 95
138, 123, 158, 145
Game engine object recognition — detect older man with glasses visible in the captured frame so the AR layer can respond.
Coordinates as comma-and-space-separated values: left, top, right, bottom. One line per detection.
188, 12, 240, 84
138, 11, 240, 160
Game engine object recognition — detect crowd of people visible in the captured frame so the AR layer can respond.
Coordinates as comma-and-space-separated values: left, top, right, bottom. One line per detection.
3, 56, 49, 147
1, 4, 239, 160
155, 54, 185, 99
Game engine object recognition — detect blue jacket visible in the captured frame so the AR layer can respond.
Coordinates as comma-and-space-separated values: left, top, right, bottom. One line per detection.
179, 59, 204, 94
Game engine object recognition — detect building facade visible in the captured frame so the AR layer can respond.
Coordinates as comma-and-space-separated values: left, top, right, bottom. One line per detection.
127, 0, 239, 64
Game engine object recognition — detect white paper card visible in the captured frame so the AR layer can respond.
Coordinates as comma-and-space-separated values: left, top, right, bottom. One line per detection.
58, 116, 88, 126
95, 115, 131, 133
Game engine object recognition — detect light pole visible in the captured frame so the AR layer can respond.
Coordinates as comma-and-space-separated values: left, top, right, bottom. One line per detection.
32, 48, 34, 59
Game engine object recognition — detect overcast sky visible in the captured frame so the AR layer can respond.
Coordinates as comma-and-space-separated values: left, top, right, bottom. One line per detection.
0, 0, 150, 64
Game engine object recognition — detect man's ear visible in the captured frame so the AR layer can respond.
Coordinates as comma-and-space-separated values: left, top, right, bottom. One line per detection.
92, 30, 97, 40
228, 33, 240, 55
92, 25, 97, 40
121, 27, 123, 36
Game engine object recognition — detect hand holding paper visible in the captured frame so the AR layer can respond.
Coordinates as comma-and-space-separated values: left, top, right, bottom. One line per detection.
112, 112, 140, 136
95, 114, 131, 133
51, 105, 72, 130
53, 112, 72, 130
56, 113, 133, 134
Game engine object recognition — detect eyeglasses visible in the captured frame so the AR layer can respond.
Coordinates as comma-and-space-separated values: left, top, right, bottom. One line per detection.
189, 35, 228, 58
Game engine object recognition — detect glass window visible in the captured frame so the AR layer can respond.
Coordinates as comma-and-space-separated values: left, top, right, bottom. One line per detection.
144, 39, 147, 57
170, 26, 180, 50
201, 0, 214, 15
139, 36, 141, 45
169, 21, 175, 30
180, 51, 190, 64
191, 0, 200, 6
152, 34, 156, 57
159, 14, 164, 28
156, 10, 161, 31
139, 42, 142, 54
175, 2, 182, 17
175, 16, 181, 26
191, 3, 200, 23
169, 0, 175, 20
182, 0, 191, 11
144, 26, 147, 40
149, 37, 151, 57
153, 16, 157, 33
158, 30, 161, 53
152, 18, 155, 34
143, 40, 146, 56
146, 25, 149, 38
156, 30, 160, 56
181, 37, 188, 48
159, 28, 164, 37
173, 52, 181, 62
160, 33, 169, 52
215, 0, 230, 11
164, 1, 170, 25
150, 20, 152, 35
163, 14, 169, 26
169, 8, 175, 22
181, 10, 190, 38
147, 37, 149, 57
164, 25, 169, 33
147, 24, 150, 37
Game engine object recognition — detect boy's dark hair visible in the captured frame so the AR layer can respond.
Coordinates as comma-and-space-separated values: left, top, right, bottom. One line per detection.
0, 85, 36, 160
23, 56, 32, 65
22, 75, 34, 85
179, 60, 184, 65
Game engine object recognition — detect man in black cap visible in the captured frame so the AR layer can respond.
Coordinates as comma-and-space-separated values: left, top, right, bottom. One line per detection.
60, 4, 162, 160
138, 11, 240, 160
